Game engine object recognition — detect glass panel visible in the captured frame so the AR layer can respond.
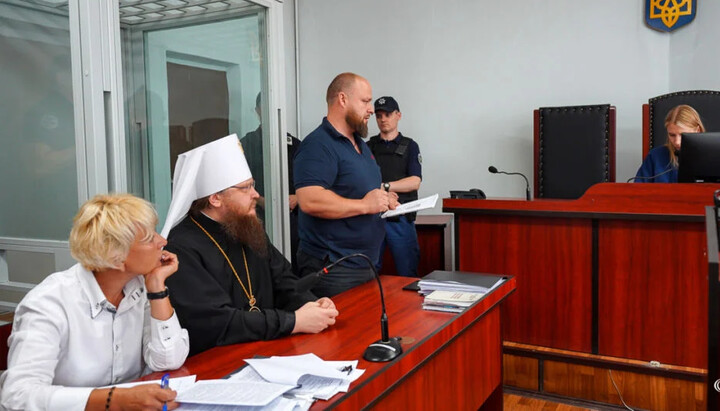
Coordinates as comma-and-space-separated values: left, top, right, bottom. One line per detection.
0, 0, 78, 241
120, 2, 273, 238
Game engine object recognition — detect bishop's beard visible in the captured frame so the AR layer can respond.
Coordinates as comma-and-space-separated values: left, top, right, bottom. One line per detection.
221, 212, 268, 258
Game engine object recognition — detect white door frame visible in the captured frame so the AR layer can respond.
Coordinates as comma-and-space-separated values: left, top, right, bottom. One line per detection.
250, 0, 290, 255
0, 0, 288, 306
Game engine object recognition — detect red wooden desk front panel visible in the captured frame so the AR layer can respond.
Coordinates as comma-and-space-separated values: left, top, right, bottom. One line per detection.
456, 214, 592, 352
143, 275, 515, 410
445, 183, 720, 368
598, 219, 707, 367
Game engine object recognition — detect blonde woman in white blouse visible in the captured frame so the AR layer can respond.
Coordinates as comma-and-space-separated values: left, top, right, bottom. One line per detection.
0, 194, 190, 411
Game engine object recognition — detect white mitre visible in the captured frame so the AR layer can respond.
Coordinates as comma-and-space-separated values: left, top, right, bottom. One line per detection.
160, 134, 251, 237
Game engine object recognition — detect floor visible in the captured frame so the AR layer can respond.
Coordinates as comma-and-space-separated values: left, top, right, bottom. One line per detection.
504, 393, 599, 410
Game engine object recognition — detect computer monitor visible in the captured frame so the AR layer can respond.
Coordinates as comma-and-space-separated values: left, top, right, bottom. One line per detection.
678, 132, 720, 183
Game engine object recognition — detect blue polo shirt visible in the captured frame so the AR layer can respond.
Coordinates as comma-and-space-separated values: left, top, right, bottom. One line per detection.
294, 118, 384, 268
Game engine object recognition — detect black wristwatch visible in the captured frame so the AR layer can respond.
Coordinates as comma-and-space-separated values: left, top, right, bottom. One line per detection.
147, 286, 169, 300
382, 182, 390, 192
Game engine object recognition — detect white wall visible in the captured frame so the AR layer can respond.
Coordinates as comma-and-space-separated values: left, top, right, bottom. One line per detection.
287, 0, 688, 211
669, 1, 720, 91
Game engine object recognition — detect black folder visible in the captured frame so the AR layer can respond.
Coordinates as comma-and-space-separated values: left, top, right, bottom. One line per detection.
402, 270, 506, 291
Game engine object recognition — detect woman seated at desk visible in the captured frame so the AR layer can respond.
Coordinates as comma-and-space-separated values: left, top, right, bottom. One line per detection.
0, 194, 189, 411
634, 104, 705, 183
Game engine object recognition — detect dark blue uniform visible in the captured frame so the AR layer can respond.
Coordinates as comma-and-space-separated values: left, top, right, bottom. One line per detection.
368, 133, 422, 277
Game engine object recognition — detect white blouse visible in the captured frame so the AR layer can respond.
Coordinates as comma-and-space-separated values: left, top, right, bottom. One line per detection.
0, 264, 190, 411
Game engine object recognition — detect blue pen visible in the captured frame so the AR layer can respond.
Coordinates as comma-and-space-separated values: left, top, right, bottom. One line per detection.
160, 373, 170, 411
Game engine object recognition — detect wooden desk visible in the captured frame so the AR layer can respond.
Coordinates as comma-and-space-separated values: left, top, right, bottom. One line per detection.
444, 183, 720, 409
144, 275, 515, 410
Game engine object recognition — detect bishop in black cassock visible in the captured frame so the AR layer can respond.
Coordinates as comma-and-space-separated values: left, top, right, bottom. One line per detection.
166, 213, 316, 355
160, 134, 338, 357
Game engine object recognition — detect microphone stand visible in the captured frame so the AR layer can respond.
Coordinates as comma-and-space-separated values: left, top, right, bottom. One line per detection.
488, 166, 532, 200
295, 253, 402, 362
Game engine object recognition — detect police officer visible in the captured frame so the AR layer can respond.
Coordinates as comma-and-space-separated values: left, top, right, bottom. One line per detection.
368, 96, 422, 277
240, 92, 303, 274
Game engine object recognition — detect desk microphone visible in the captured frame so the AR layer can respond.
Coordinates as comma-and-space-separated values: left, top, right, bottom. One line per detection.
626, 167, 674, 183
488, 166, 531, 200
295, 253, 402, 362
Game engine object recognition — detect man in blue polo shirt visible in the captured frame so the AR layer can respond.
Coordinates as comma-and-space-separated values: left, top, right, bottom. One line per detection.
294, 72, 398, 297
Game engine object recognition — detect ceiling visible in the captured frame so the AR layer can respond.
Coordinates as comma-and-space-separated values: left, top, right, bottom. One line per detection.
7, 0, 259, 25
118, 0, 256, 25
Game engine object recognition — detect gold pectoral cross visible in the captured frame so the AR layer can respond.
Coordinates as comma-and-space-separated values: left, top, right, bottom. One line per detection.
249, 297, 261, 312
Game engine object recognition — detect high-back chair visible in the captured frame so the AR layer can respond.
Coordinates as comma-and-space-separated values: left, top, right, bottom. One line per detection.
534, 104, 616, 199
643, 90, 720, 159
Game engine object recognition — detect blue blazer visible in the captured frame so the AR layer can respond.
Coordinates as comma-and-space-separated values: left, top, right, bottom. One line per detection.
634, 146, 677, 183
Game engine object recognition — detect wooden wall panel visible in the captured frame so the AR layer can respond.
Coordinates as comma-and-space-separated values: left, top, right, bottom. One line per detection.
543, 360, 705, 411
0, 323, 10, 370
416, 224, 445, 276
503, 354, 539, 391
378, 247, 397, 276
457, 214, 592, 352
598, 220, 708, 368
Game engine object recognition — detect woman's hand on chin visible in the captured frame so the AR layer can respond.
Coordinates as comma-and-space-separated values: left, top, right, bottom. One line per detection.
144, 250, 178, 292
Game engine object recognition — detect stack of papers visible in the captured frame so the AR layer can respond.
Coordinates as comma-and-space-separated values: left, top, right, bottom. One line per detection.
239, 354, 364, 401
107, 375, 197, 392
381, 193, 438, 219
108, 377, 298, 411
418, 270, 505, 296
123, 354, 364, 411
422, 290, 484, 313
176, 381, 298, 410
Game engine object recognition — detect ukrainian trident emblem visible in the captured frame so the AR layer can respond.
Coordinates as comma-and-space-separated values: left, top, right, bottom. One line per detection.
646, 0, 696, 32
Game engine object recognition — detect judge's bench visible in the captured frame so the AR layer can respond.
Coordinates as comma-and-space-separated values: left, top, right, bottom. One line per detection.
444, 182, 720, 410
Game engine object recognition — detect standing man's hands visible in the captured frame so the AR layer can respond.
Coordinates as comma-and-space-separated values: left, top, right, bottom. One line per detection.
388, 192, 399, 210
362, 189, 393, 214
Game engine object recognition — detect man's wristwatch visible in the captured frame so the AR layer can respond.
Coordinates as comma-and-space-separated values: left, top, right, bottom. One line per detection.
147, 286, 169, 300
382, 182, 390, 192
